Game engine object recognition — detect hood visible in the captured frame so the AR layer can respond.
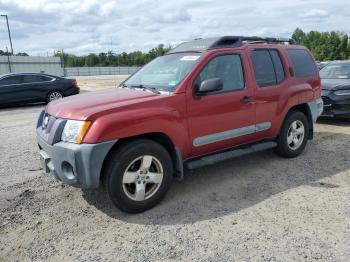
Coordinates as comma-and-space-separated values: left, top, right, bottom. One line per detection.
46, 87, 160, 120
321, 78, 350, 91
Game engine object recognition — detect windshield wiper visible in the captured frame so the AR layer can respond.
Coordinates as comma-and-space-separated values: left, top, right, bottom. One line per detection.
128, 84, 161, 94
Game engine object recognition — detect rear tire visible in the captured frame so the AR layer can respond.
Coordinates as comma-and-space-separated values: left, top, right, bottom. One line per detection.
104, 139, 173, 213
47, 90, 63, 103
275, 111, 309, 158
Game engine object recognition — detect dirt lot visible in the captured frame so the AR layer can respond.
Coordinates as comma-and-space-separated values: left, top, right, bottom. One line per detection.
1, 76, 350, 261
75, 75, 129, 92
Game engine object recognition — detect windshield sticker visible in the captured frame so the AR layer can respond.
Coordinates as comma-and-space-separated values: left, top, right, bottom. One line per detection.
168, 80, 178, 86
180, 55, 200, 61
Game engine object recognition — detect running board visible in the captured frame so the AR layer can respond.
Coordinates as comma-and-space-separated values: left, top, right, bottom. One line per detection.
186, 141, 277, 170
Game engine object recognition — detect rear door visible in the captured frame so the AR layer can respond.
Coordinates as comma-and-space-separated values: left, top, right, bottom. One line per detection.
0, 75, 25, 104
248, 47, 289, 139
186, 51, 258, 156
22, 74, 55, 100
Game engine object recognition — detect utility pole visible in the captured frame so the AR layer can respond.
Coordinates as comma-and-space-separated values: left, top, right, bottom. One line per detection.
6, 46, 11, 72
1, 14, 13, 54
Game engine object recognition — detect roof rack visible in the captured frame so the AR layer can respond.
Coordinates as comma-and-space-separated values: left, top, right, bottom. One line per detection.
168, 36, 296, 54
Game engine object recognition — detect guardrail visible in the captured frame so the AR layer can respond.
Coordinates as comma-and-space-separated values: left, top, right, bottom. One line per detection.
64, 66, 141, 77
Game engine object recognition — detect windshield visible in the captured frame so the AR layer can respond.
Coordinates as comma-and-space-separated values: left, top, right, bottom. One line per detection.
123, 53, 202, 92
320, 63, 350, 79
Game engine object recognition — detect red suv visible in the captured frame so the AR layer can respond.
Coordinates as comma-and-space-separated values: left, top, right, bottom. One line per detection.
36, 36, 323, 213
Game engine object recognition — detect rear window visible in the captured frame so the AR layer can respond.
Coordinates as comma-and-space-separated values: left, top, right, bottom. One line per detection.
287, 49, 317, 77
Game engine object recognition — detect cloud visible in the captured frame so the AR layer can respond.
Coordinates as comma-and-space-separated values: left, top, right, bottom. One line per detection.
0, 0, 348, 55
299, 9, 329, 22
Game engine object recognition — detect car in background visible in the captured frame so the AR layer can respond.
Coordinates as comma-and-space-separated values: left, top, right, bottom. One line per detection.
320, 60, 350, 119
0, 73, 79, 107
317, 61, 330, 70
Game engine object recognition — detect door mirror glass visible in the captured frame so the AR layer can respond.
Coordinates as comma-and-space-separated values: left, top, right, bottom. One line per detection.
198, 78, 223, 93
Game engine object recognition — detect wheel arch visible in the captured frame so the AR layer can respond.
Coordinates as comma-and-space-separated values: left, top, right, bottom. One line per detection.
100, 132, 184, 186
282, 103, 314, 140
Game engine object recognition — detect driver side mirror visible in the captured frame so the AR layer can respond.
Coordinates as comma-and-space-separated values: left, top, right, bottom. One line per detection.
197, 78, 223, 94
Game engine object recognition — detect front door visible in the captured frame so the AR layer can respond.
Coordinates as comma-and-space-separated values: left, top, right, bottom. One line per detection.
186, 52, 258, 157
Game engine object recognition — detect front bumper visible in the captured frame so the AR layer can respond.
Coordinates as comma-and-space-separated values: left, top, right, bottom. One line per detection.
36, 111, 116, 188
321, 91, 350, 118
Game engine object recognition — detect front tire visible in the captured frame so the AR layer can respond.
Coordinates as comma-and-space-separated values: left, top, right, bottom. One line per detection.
104, 139, 173, 213
275, 111, 309, 158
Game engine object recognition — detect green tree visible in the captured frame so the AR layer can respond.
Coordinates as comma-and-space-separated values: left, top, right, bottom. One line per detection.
292, 28, 350, 61
84, 54, 99, 66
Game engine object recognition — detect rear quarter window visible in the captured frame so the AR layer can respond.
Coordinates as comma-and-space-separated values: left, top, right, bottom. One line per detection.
287, 49, 317, 77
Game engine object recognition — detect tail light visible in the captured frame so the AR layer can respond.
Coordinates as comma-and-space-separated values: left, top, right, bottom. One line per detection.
72, 79, 78, 87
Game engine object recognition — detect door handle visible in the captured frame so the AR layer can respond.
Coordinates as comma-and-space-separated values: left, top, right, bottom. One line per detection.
240, 96, 255, 103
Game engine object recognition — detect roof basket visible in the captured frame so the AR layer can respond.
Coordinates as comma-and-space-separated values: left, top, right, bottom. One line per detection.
168, 36, 296, 54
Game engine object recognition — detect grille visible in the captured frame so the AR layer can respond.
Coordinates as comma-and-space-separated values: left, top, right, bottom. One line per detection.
322, 96, 332, 106
37, 112, 66, 145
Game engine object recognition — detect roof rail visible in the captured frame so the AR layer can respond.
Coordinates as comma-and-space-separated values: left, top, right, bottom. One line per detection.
168, 36, 296, 54
210, 36, 296, 49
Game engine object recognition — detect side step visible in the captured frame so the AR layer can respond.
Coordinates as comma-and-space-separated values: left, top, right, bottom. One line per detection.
185, 141, 277, 170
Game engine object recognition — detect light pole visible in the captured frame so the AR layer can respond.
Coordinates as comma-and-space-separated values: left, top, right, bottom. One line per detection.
1, 14, 13, 55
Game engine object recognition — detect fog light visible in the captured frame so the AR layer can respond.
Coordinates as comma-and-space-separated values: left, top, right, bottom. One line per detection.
61, 161, 75, 180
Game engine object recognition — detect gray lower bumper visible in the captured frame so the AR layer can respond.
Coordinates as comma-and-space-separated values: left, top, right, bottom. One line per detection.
308, 98, 323, 122
37, 134, 116, 188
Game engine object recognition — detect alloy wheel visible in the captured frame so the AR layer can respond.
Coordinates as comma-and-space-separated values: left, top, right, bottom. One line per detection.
49, 91, 63, 101
287, 120, 305, 150
122, 155, 163, 201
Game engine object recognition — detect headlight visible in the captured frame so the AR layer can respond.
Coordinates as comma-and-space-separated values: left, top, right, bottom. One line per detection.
334, 90, 350, 96
61, 120, 91, 144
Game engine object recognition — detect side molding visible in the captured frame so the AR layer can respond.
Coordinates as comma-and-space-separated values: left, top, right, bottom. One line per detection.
193, 122, 271, 147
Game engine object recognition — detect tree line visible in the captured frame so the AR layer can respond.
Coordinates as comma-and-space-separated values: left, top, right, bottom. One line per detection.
0, 50, 28, 56
58, 44, 171, 67
1, 28, 349, 65
292, 28, 349, 61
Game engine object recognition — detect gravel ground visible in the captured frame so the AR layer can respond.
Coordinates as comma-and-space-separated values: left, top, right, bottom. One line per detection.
75, 75, 128, 91
1, 82, 350, 261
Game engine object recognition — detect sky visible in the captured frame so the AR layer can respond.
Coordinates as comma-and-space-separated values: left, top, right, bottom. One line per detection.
0, 0, 349, 55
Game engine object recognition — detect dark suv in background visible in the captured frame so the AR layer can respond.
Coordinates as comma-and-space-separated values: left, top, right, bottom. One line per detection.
320, 60, 350, 119
0, 73, 79, 107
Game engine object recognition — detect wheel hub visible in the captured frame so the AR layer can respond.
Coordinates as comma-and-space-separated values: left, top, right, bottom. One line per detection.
287, 120, 305, 150
122, 155, 163, 201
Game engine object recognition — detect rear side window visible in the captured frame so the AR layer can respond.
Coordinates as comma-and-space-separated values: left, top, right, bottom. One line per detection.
287, 49, 317, 77
23, 75, 52, 83
270, 50, 285, 82
198, 54, 245, 92
251, 49, 285, 87
0, 75, 23, 85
